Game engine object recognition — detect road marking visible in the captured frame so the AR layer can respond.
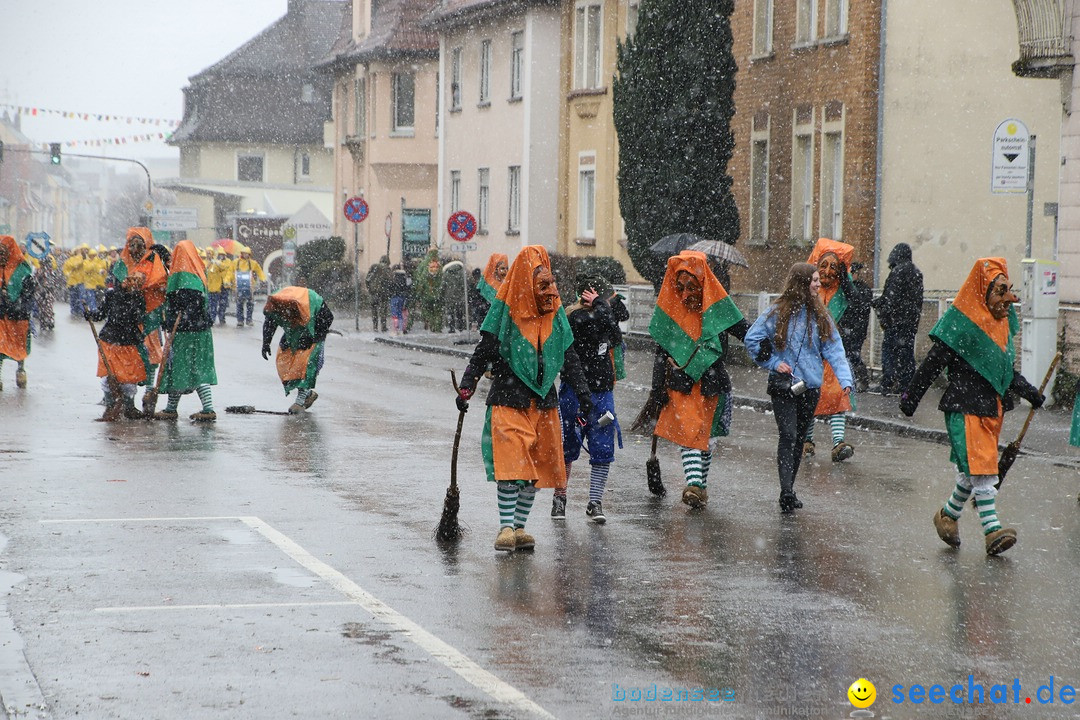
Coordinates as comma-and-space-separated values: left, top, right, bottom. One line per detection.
42, 515, 557, 719
96, 601, 355, 613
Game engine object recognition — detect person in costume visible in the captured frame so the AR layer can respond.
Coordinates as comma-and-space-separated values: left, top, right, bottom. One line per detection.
231, 246, 266, 327
206, 249, 231, 326
414, 249, 444, 332
30, 243, 58, 333
745, 263, 853, 513
804, 238, 858, 462
0, 236, 36, 390
154, 240, 218, 422
63, 244, 89, 316
636, 251, 748, 510
900, 258, 1043, 556
473, 253, 509, 326
554, 275, 625, 522
261, 286, 334, 413
86, 266, 150, 420
110, 229, 169, 414
456, 246, 593, 552
83, 247, 106, 313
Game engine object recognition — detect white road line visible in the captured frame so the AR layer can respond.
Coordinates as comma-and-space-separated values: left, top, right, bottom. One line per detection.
41, 516, 243, 524
96, 601, 355, 613
41, 515, 557, 720
239, 517, 557, 720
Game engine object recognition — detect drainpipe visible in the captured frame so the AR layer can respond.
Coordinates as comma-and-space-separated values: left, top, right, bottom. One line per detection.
873, 0, 889, 289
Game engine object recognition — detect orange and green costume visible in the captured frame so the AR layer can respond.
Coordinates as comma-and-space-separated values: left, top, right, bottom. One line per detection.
0, 235, 34, 363
264, 287, 329, 393
476, 253, 508, 304
807, 237, 855, 416
460, 246, 590, 489
649, 251, 745, 451
112, 227, 169, 373
159, 241, 218, 394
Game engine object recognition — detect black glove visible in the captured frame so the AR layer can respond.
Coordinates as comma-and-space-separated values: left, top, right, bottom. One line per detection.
456, 386, 473, 413
1030, 392, 1046, 409
577, 396, 594, 426
296, 332, 314, 350
261, 344, 271, 361
899, 391, 917, 417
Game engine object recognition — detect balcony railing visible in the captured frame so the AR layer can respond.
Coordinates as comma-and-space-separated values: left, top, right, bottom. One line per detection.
1011, 0, 1074, 78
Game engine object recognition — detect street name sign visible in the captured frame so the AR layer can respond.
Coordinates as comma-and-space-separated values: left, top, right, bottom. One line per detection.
450, 242, 478, 253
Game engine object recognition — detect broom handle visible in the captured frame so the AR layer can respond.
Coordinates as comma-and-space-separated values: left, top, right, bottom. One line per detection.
1013, 351, 1062, 447
152, 313, 183, 394
87, 318, 122, 398
450, 370, 464, 492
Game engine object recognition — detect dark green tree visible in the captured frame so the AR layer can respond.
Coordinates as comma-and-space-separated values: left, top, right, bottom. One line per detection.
614, 0, 739, 289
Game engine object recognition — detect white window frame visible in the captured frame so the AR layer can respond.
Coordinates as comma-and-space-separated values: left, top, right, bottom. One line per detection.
752, 0, 774, 57
450, 47, 463, 111
236, 152, 265, 183
749, 123, 770, 245
509, 31, 524, 100
626, 1, 640, 38
508, 166, 521, 233
478, 168, 490, 233
479, 39, 492, 105
353, 77, 367, 137
391, 72, 415, 135
790, 109, 815, 244
795, 0, 817, 45
450, 170, 461, 213
824, 0, 848, 38
574, 1, 603, 90
819, 116, 845, 240
578, 152, 597, 239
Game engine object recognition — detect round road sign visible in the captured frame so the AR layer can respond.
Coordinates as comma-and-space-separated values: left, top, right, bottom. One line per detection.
24, 232, 51, 260
344, 197, 369, 224
447, 211, 477, 241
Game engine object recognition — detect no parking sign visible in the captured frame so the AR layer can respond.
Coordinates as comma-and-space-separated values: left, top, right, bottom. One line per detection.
24, 232, 51, 259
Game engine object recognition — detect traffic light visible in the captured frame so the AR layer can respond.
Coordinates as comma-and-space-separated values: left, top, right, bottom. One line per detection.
49, 143, 61, 165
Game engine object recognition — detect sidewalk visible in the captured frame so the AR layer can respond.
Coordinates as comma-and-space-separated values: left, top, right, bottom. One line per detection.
367, 328, 1080, 470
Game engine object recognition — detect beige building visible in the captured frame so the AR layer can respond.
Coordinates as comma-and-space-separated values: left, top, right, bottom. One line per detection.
168, 0, 345, 250
321, 0, 440, 267
425, 0, 563, 266
555, 0, 639, 277
878, 0, 1060, 292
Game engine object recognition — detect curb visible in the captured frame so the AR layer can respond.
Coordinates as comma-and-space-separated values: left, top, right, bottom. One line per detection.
372, 335, 1080, 471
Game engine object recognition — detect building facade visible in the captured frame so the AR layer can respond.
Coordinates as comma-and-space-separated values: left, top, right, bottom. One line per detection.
321, 0, 440, 268
426, 0, 562, 265
167, 0, 346, 251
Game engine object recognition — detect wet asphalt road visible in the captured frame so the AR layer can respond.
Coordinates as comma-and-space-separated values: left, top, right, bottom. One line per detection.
1, 309, 1079, 719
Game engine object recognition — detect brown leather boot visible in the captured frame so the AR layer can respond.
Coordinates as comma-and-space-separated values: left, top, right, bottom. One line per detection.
681, 485, 707, 509
933, 509, 961, 548
494, 527, 516, 552
985, 527, 1017, 556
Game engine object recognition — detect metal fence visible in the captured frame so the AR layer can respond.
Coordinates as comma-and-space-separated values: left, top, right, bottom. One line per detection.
616, 284, 999, 373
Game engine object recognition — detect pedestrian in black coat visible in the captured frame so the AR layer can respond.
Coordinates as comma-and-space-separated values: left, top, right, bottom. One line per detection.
843, 262, 873, 392
870, 243, 923, 394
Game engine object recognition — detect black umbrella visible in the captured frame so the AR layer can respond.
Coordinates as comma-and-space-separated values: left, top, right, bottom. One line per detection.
649, 233, 701, 256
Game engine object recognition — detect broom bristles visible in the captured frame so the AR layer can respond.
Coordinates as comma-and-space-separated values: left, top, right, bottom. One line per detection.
434, 486, 465, 542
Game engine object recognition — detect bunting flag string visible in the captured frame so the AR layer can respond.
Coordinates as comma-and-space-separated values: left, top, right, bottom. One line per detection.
1, 102, 180, 128
36, 133, 174, 150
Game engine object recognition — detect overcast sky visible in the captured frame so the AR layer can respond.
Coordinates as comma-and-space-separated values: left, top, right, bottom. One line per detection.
0, 0, 293, 162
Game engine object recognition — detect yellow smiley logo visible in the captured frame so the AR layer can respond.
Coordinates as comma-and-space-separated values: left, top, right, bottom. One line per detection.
848, 678, 876, 709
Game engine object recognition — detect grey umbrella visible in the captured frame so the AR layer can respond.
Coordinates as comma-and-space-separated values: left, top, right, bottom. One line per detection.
687, 239, 749, 268
649, 233, 701, 256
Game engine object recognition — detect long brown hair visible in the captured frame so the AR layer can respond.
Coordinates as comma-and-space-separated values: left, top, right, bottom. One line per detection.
772, 262, 834, 350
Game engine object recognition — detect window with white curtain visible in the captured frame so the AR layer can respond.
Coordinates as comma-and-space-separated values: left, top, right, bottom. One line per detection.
479, 40, 492, 105
574, 2, 603, 89
508, 166, 521, 232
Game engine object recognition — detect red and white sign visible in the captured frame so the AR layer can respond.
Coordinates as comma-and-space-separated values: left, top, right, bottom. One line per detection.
343, 196, 369, 223
447, 211, 477, 241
